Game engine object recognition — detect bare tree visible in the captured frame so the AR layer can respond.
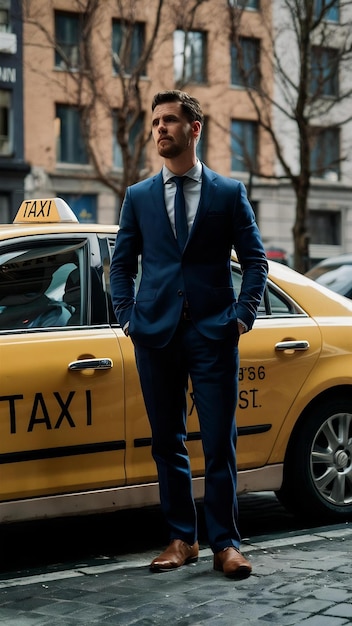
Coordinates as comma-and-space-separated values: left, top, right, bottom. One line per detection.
22, 0, 211, 220
23, 0, 168, 216
227, 0, 352, 273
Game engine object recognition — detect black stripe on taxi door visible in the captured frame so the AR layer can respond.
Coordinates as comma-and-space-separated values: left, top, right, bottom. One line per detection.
133, 424, 272, 447
0, 440, 125, 464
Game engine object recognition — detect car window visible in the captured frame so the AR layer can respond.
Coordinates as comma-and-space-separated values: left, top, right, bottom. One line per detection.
0, 242, 85, 330
106, 236, 118, 323
267, 288, 297, 315
231, 263, 303, 317
107, 237, 141, 324
104, 250, 302, 325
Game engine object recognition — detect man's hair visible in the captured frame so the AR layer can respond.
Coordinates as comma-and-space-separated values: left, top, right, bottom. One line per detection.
151, 90, 204, 125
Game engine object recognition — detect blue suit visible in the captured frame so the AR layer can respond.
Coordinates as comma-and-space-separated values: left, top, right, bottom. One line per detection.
110, 164, 268, 552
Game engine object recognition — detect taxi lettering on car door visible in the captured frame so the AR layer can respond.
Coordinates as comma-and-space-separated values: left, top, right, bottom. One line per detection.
0, 200, 127, 502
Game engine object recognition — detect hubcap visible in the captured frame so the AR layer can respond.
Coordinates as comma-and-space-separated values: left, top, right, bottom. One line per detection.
335, 449, 349, 470
310, 412, 352, 507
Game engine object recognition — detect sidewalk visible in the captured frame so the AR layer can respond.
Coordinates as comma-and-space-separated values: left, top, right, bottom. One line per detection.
1, 523, 352, 625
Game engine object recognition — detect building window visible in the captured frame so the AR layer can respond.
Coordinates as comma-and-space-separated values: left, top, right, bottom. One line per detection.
309, 210, 341, 245
231, 37, 260, 89
61, 194, 97, 223
0, 194, 10, 223
174, 30, 206, 85
55, 105, 88, 164
314, 0, 339, 22
231, 120, 258, 172
0, 90, 12, 156
310, 47, 339, 97
55, 11, 81, 70
310, 127, 340, 180
112, 20, 146, 75
0, 7, 9, 33
113, 111, 145, 169
231, 0, 260, 9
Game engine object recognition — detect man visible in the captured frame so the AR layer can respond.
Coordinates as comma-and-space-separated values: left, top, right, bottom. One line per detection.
110, 90, 268, 579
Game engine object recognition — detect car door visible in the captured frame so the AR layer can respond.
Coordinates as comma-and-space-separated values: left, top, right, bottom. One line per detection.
118, 258, 322, 484
231, 268, 322, 469
0, 234, 126, 503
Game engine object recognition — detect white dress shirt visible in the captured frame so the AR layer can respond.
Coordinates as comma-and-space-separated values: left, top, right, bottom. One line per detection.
162, 161, 202, 237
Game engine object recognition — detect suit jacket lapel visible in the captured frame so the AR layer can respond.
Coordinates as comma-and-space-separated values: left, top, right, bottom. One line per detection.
150, 171, 176, 238
150, 170, 164, 207
189, 164, 217, 236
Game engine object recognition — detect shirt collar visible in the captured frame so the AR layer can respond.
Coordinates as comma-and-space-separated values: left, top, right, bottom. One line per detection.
163, 160, 202, 184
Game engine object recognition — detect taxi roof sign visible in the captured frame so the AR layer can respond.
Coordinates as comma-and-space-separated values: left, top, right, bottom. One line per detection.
14, 198, 79, 224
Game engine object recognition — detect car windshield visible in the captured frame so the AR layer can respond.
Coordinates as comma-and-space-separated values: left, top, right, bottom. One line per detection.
315, 264, 352, 295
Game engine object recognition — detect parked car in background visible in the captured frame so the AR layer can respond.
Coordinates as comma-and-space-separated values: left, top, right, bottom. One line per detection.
306, 254, 352, 300
265, 246, 289, 265
1, 198, 352, 525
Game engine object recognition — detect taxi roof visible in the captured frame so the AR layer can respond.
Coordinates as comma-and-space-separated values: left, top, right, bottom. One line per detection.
14, 198, 79, 223
2, 197, 352, 322
0, 197, 118, 241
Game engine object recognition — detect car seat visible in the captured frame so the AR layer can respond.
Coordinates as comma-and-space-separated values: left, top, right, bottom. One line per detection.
63, 268, 81, 325
0, 266, 72, 330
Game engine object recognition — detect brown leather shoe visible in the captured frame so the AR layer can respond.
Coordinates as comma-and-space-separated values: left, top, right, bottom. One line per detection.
213, 547, 252, 579
150, 539, 199, 572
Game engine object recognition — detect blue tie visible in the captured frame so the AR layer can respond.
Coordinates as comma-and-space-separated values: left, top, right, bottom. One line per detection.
173, 176, 188, 251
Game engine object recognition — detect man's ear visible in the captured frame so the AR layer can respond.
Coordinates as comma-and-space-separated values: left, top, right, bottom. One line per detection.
191, 120, 202, 140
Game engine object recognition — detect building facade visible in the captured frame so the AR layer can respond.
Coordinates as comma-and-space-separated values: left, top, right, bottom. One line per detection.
0, 0, 29, 221
271, 0, 352, 265
10, 0, 352, 265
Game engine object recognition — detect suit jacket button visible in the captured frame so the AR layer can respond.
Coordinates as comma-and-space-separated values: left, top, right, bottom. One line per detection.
177, 290, 183, 297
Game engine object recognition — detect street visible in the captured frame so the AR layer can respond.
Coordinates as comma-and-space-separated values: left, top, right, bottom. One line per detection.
1, 491, 311, 575
1, 492, 352, 625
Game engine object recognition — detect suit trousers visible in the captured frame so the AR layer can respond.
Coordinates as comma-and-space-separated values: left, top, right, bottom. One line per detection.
133, 317, 241, 553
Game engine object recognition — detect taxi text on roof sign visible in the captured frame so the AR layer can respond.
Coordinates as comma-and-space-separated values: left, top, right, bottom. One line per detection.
14, 198, 79, 224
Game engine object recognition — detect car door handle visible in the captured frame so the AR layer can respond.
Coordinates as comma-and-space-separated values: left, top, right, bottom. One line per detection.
68, 358, 113, 370
275, 340, 310, 352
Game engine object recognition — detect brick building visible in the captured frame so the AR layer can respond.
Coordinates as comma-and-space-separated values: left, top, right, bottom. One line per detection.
0, 0, 29, 220
3, 0, 352, 265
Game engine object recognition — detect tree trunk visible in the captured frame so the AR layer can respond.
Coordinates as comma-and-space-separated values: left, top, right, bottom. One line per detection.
292, 178, 310, 274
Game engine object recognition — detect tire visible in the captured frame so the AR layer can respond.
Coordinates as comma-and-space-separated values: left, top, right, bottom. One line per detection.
276, 395, 352, 521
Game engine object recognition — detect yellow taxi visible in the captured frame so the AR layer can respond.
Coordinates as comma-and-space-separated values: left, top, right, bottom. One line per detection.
1, 198, 352, 524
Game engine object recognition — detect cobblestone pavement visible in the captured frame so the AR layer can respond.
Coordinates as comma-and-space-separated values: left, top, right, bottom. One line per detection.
1, 524, 352, 625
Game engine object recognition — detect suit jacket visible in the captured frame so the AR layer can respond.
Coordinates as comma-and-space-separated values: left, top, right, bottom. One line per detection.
110, 164, 268, 348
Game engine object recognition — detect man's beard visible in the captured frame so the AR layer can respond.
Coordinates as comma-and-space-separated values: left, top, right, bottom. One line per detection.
158, 143, 182, 158
157, 137, 188, 158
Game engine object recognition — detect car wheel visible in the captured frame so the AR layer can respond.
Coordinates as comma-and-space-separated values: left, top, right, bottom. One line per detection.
276, 396, 352, 521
